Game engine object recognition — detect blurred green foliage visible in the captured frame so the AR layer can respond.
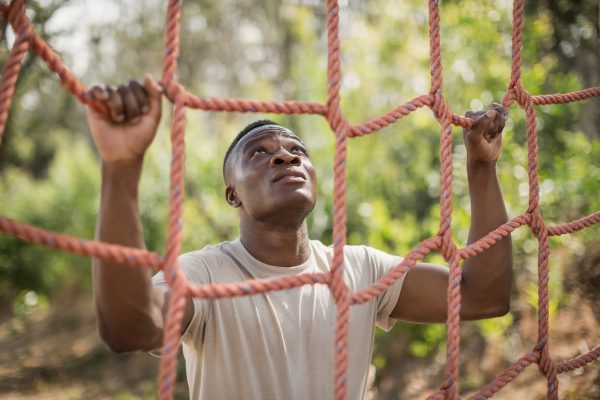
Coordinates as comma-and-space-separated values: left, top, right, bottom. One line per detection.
0, 0, 598, 388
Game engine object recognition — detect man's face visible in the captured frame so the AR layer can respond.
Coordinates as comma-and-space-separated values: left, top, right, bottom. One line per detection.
225, 126, 317, 224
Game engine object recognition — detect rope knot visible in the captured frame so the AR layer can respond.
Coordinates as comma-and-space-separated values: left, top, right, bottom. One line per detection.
6, 0, 29, 35
160, 79, 185, 105
537, 346, 558, 384
327, 112, 350, 140
513, 83, 531, 106
439, 230, 457, 262
533, 338, 560, 400
529, 212, 546, 238
431, 92, 448, 122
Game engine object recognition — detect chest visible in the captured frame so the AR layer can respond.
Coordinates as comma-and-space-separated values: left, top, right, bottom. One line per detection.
206, 282, 377, 350
211, 284, 335, 342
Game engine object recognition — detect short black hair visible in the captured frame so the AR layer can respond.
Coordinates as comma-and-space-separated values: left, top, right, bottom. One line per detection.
222, 119, 282, 179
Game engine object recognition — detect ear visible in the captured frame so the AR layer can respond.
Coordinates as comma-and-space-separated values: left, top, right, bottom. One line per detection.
225, 185, 241, 208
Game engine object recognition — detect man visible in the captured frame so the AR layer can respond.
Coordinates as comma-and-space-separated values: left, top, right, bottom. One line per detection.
87, 76, 512, 399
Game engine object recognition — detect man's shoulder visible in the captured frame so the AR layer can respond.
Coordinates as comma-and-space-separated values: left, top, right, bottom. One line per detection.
309, 239, 389, 265
179, 240, 235, 263
309, 238, 368, 251
175, 239, 244, 281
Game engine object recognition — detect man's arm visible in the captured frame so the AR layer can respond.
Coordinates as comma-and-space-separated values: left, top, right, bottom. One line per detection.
88, 77, 193, 352
391, 104, 512, 323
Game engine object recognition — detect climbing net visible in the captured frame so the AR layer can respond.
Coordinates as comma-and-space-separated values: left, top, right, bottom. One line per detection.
1, 0, 599, 398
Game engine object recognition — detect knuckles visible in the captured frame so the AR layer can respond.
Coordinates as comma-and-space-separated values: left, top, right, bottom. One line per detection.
103, 81, 148, 123
88, 79, 156, 127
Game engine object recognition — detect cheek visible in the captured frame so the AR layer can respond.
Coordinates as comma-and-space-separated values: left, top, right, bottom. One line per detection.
306, 163, 317, 183
238, 169, 269, 197
306, 165, 317, 195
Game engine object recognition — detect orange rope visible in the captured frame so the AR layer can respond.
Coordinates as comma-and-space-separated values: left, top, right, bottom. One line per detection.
0, 0, 599, 399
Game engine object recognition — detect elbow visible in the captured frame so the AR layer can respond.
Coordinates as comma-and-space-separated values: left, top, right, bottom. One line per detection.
463, 294, 511, 320
104, 339, 135, 354
98, 322, 137, 354
102, 338, 136, 354
97, 317, 160, 354
485, 300, 511, 318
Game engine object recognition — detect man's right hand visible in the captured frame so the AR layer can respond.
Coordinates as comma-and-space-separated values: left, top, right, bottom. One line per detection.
87, 75, 162, 164
88, 75, 190, 353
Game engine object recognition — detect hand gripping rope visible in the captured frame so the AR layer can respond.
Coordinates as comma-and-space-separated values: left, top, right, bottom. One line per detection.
1, 0, 599, 399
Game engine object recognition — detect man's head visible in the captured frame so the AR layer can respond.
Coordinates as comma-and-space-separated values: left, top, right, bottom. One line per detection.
223, 120, 317, 226
222, 120, 280, 179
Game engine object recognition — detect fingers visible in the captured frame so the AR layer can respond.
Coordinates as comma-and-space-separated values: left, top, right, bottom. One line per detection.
486, 109, 499, 139
87, 86, 110, 117
129, 80, 149, 114
491, 102, 506, 133
481, 110, 497, 142
117, 84, 142, 122
144, 74, 162, 99
89, 85, 109, 102
143, 74, 163, 117
88, 79, 159, 124
465, 103, 507, 142
465, 110, 478, 120
106, 86, 125, 122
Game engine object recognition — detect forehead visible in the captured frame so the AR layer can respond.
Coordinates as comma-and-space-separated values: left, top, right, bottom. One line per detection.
235, 126, 304, 152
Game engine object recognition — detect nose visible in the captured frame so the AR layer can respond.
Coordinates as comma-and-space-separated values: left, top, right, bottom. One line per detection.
270, 148, 300, 166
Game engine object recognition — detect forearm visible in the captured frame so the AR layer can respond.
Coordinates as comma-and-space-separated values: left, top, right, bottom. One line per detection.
93, 159, 163, 352
461, 160, 512, 317
392, 106, 512, 323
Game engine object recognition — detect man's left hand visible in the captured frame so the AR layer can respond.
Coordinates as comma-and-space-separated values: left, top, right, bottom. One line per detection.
463, 102, 507, 164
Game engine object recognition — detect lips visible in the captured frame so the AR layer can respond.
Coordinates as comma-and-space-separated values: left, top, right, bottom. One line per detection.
272, 169, 307, 183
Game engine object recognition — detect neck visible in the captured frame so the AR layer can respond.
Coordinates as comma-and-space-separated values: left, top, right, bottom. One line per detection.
239, 218, 311, 267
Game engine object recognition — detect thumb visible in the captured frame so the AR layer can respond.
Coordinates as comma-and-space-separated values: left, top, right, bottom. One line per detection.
144, 74, 163, 115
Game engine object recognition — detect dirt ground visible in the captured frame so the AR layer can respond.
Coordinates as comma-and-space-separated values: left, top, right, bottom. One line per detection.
0, 292, 598, 399
0, 296, 172, 399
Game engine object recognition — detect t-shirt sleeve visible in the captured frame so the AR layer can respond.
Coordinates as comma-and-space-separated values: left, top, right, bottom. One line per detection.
151, 251, 211, 348
364, 246, 405, 331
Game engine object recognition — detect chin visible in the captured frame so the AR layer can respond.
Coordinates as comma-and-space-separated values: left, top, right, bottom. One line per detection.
254, 194, 316, 225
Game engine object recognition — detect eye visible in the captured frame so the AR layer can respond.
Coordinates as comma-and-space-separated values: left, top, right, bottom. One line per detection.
251, 146, 268, 157
291, 145, 307, 155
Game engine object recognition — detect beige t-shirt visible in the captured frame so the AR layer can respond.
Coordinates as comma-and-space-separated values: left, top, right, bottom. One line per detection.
152, 238, 405, 400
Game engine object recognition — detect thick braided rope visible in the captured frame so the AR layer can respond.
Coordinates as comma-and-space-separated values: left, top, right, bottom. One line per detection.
1, 0, 599, 399
324, 1, 353, 397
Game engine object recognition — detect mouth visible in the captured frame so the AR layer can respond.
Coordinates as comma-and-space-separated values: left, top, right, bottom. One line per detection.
272, 170, 307, 183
